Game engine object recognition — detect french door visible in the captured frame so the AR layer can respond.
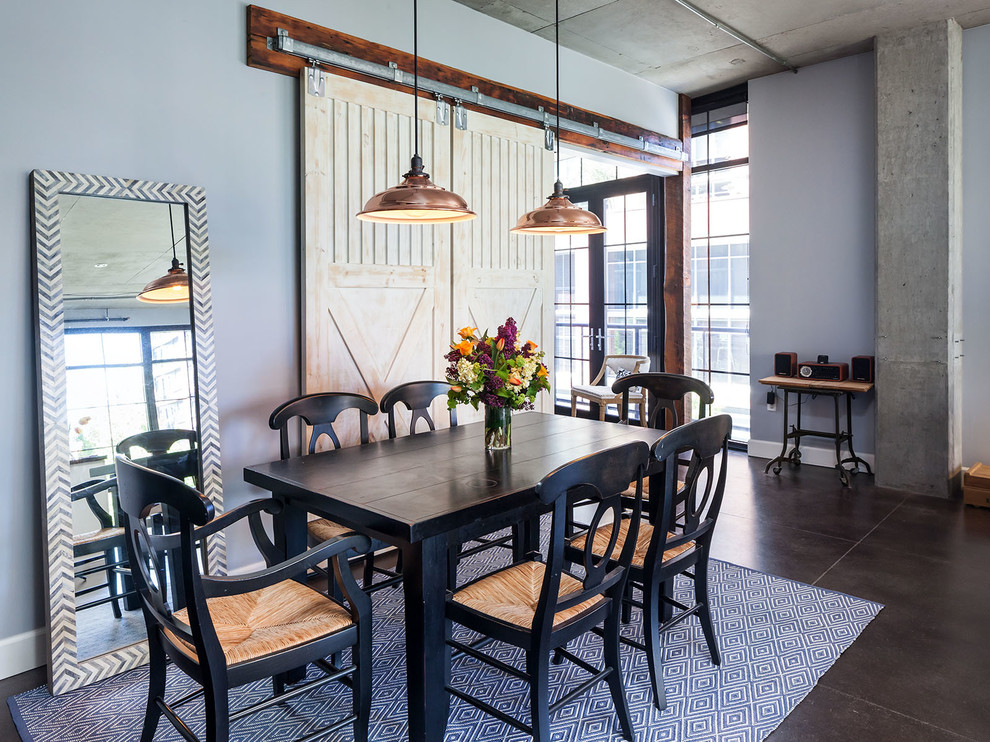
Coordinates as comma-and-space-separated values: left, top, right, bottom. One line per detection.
553, 174, 665, 418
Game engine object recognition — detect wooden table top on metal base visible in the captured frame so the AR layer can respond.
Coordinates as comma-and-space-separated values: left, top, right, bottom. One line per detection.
758, 375, 874, 487
244, 412, 662, 742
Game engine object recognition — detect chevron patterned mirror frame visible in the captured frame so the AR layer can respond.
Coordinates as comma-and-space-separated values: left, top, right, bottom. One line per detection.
30, 170, 224, 695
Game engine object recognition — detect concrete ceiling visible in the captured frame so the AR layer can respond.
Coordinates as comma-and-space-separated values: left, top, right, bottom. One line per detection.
59, 195, 188, 312
453, 0, 990, 96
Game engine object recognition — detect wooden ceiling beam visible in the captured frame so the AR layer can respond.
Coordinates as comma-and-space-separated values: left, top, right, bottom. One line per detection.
246, 5, 684, 173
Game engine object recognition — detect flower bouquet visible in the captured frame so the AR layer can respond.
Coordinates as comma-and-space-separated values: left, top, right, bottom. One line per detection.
444, 317, 550, 450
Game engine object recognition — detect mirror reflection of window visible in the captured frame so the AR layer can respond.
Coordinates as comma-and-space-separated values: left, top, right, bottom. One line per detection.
65, 327, 196, 468
150, 329, 196, 432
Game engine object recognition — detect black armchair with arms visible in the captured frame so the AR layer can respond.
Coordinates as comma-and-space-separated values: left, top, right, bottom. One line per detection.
116, 428, 200, 487
114, 454, 373, 742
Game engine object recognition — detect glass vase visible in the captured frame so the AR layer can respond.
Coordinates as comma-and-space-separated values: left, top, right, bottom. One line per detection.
484, 405, 511, 450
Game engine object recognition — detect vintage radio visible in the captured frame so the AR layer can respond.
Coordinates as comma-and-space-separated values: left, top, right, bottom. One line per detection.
797, 362, 848, 381
774, 352, 798, 377
851, 355, 875, 382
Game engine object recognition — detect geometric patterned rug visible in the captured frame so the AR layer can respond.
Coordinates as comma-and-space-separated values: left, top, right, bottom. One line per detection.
8, 548, 882, 742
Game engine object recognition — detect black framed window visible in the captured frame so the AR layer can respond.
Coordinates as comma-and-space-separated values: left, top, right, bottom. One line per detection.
65, 326, 195, 463
690, 84, 750, 443
554, 174, 664, 420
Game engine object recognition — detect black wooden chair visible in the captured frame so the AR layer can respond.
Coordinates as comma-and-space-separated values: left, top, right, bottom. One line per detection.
72, 477, 136, 618
445, 440, 650, 741
612, 372, 715, 517
116, 429, 200, 488
269, 392, 400, 593
117, 429, 202, 602
380, 380, 515, 586
612, 372, 715, 431
115, 454, 373, 742
379, 380, 457, 438
569, 414, 732, 710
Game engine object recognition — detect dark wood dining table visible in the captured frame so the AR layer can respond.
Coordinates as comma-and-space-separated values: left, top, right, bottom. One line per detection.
243, 411, 662, 742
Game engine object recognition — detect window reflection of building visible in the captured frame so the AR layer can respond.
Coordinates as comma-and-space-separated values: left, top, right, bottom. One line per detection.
690, 87, 751, 442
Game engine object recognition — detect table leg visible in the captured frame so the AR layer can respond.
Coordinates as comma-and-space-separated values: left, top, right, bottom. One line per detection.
274, 496, 308, 683
792, 390, 803, 462
840, 392, 873, 475
764, 387, 792, 475
402, 535, 451, 742
513, 519, 537, 562
832, 393, 850, 487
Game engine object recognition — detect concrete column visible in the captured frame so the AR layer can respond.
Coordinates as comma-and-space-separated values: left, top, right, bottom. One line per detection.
875, 20, 963, 498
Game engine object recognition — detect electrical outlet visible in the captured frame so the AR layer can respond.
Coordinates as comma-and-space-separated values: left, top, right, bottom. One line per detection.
766, 389, 777, 412
767, 399, 777, 412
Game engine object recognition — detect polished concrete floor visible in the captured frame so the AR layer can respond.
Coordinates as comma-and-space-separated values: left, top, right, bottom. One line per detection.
3, 452, 989, 740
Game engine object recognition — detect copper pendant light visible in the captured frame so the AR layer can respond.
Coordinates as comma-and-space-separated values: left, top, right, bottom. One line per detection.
357, 0, 475, 224
512, 0, 605, 236
138, 206, 190, 304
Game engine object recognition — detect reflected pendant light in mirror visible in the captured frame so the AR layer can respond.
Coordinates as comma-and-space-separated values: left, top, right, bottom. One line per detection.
138, 205, 189, 303
356, 0, 475, 224
511, 0, 605, 236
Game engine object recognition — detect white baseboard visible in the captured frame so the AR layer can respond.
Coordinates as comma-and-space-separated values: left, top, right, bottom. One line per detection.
229, 559, 268, 575
748, 438, 875, 472
0, 628, 46, 680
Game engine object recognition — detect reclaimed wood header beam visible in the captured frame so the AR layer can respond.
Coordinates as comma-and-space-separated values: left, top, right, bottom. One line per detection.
247, 5, 684, 173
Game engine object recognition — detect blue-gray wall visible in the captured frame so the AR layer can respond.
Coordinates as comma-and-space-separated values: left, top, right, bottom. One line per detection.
748, 54, 878, 463
962, 23, 990, 466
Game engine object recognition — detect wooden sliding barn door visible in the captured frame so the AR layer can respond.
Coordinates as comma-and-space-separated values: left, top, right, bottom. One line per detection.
302, 71, 556, 440
302, 72, 451, 444
451, 110, 556, 419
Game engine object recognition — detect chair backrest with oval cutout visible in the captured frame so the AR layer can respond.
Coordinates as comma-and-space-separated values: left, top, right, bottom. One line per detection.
269, 392, 379, 459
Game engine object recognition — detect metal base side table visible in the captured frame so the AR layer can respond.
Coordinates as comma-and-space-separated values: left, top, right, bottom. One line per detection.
758, 376, 874, 487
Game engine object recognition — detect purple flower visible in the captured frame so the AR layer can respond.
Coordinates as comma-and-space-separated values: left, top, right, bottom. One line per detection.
483, 374, 504, 394
481, 392, 503, 407
496, 317, 518, 351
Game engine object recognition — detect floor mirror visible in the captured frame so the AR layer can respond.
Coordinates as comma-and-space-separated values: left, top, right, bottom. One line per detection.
31, 170, 224, 695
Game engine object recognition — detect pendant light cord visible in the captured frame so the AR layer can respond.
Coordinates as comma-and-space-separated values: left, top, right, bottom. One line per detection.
413, 0, 420, 160
168, 205, 179, 266
555, 0, 560, 185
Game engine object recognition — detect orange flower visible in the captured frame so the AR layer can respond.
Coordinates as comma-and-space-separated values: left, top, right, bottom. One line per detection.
496, 337, 505, 351
508, 374, 523, 386
524, 341, 538, 351
450, 385, 462, 392
457, 326, 478, 340
454, 340, 474, 356
537, 365, 548, 378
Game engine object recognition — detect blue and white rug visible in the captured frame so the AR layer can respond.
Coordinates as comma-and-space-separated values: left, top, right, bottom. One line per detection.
9, 551, 881, 742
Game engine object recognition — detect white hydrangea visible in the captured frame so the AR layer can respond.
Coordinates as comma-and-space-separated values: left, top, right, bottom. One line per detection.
456, 357, 480, 384
519, 356, 540, 385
